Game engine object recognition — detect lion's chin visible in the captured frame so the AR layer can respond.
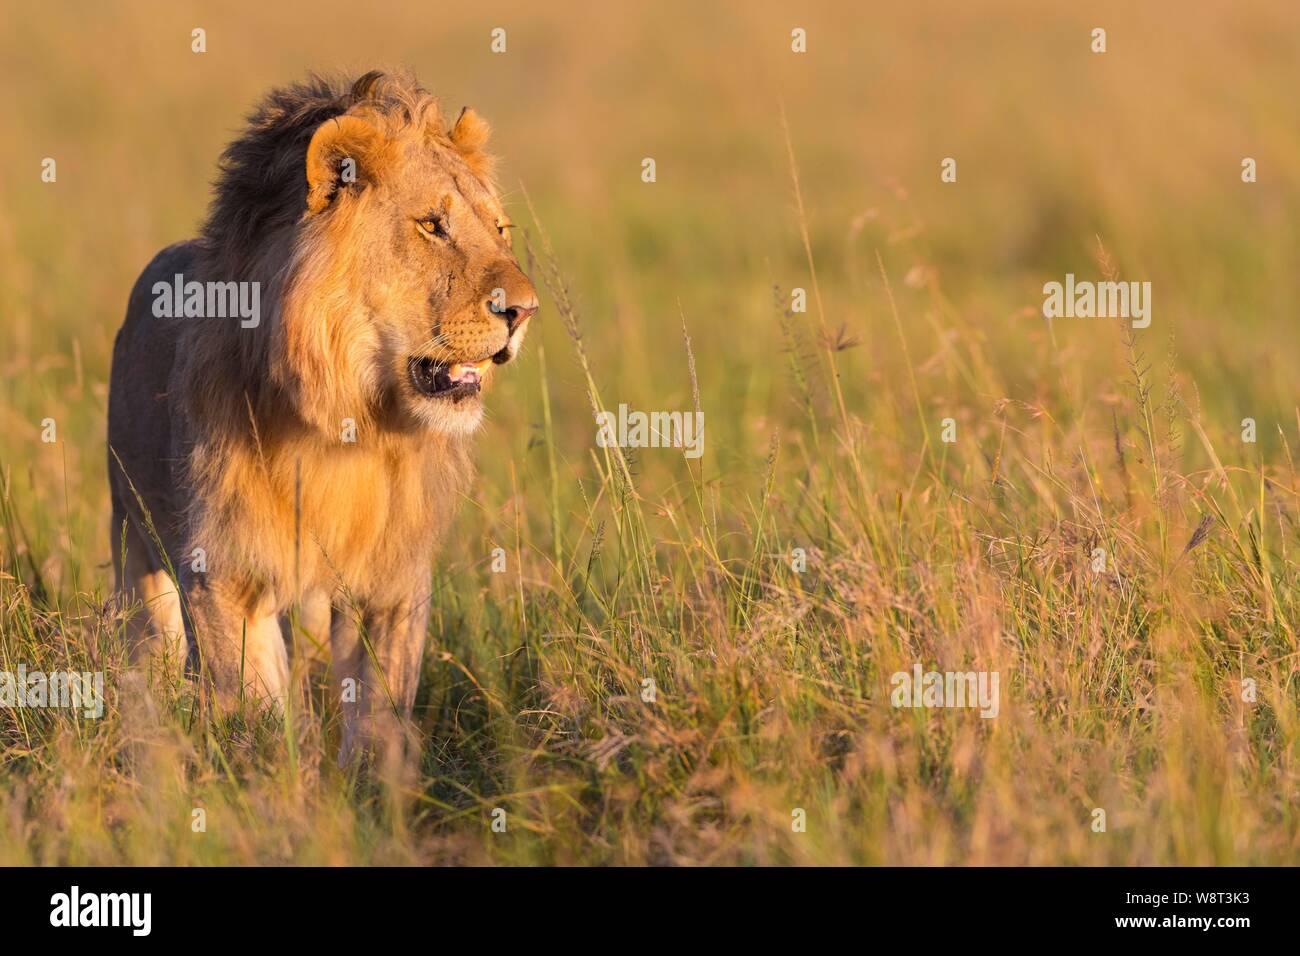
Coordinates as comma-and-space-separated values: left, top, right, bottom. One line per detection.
410, 396, 485, 437
402, 354, 493, 436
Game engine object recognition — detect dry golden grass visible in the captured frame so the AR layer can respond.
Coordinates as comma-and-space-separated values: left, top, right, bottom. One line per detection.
0, 0, 1297, 864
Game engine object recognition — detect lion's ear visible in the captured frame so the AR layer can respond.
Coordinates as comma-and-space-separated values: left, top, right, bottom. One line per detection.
450, 107, 495, 181
451, 107, 491, 152
305, 115, 383, 213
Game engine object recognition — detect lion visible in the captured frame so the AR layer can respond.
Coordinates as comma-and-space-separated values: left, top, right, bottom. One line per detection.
107, 70, 538, 762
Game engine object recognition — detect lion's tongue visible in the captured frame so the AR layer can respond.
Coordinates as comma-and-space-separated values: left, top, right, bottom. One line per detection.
447, 363, 481, 386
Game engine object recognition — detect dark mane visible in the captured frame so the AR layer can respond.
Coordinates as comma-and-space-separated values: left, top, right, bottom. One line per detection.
198, 70, 441, 276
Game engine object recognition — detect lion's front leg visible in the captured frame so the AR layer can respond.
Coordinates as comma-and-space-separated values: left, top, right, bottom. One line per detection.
333, 587, 431, 767
184, 573, 290, 710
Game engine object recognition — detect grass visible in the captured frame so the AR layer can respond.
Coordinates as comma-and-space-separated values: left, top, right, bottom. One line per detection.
0, 0, 1298, 865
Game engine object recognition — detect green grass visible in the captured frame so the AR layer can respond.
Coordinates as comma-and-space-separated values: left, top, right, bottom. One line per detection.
0, 0, 1297, 864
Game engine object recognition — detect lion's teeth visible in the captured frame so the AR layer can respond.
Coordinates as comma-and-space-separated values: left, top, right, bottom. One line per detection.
448, 363, 481, 384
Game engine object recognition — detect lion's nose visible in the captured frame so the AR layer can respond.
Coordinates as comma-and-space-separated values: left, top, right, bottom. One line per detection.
485, 296, 539, 333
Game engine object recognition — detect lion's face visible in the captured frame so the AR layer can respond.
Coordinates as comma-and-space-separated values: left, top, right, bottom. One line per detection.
368, 128, 537, 436
287, 106, 537, 437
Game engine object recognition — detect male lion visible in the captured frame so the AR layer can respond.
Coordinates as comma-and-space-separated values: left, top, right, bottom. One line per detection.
107, 71, 537, 761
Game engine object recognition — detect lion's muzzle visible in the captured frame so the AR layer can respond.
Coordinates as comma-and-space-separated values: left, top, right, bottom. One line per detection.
484, 270, 538, 365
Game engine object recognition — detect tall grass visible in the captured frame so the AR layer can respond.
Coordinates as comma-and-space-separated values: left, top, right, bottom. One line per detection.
0, 0, 1297, 864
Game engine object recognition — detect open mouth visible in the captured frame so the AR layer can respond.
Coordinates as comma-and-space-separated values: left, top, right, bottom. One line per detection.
408, 356, 492, 403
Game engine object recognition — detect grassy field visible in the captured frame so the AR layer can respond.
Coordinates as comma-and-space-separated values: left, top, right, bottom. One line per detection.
0, 0, 1298, 864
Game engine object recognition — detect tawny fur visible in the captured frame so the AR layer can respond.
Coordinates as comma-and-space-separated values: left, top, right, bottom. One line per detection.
107, 70, 537, 763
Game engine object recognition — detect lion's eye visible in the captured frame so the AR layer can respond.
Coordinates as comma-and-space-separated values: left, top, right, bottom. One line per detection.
496, 219, 513, 236
417, 215, 448, 239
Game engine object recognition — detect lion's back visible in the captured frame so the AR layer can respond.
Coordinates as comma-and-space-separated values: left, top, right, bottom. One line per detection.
107, 240, 199, 542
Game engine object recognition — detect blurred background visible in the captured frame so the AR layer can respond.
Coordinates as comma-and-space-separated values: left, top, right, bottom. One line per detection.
2, 0, 1297, 572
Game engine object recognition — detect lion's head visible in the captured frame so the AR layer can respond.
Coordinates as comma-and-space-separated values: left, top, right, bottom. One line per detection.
199, 70, 537, 439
